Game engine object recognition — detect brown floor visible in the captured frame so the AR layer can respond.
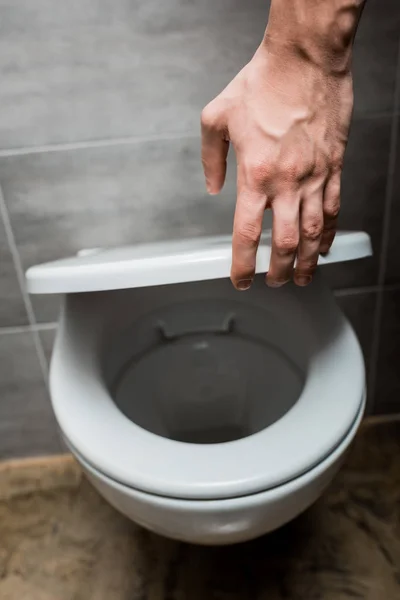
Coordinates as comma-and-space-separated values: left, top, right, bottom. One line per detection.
0, 417, 399, 600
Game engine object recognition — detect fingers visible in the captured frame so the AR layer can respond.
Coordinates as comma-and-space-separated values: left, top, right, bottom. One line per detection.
321, 171, 341, 254
266, 195, 300, 287
231, 186, 267, 290
229, 164, 341, 290
294, 194, 324, 286
201, 104, 229, 195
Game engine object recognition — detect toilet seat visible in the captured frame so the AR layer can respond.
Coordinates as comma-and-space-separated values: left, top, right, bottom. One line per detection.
49, 277, 365, 501
27, 231, 370, 501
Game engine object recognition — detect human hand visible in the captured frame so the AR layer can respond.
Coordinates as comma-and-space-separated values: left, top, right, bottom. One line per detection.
201, 6, 358, 289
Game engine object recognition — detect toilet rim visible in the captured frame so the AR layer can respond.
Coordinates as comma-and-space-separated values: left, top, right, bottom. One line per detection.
50, 298, 366, 501
64, 393, 365, 504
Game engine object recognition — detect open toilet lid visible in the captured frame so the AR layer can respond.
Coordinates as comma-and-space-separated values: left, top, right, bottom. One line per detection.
26, 230, 372, 294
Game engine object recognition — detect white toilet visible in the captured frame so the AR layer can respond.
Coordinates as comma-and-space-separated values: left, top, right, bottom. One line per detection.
26, 230, 371, 545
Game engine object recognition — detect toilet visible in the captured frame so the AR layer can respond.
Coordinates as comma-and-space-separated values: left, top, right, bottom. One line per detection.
26, 230, 371, 545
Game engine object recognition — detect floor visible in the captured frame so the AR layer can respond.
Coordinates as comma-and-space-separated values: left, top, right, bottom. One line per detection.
0, 417, 399, 600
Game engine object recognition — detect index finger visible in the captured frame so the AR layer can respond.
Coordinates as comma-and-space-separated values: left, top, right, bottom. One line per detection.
201, 105, 229, 195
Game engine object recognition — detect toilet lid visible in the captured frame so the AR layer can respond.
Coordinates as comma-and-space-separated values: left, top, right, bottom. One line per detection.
26, 230, 372, 294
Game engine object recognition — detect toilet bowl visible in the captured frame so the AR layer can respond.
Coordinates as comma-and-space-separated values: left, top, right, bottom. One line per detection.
26, 230, 372, 545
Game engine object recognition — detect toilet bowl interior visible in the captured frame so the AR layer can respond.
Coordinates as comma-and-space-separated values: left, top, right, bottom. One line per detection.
101, 289, 312, 445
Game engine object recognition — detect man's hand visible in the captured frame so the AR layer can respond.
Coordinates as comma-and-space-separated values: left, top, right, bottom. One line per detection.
201, 0, 365, 289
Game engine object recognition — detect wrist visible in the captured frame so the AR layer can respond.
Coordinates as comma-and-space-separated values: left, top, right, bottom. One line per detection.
263, 0, 365, 76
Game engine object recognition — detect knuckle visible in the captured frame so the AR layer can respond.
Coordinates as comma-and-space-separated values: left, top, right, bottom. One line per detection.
201, 156, 210, 170
235, 222, 261, 248
279, 158, 311, 183
285, 164, 303, 182
324, 200, 340, 219
233, 262, 255, 278
313, 156, 328, 177
326, 178, 341, 199
247, 160, 272, 188
302, 220, 323, 242
275, 235, 298, 256
201, 103, 220, 130
201, 155, 221, 172
297, 259, 317, 273
322, 229, 336, 241
330, 153, 344, 173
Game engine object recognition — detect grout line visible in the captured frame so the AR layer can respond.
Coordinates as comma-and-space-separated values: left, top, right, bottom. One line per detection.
334, 282, 400, 298
377, 282, 400, 292
334, 285, 380, 297
0, 322, 58, 336
368, 35, 400, 412
0, 111, 393, 160
353, 109, 399, 121
0, 131, 199, 159
0, 324, 42, 335
0, 186, 49, 381
31, 322, 58, 331
363, 413, 400, 425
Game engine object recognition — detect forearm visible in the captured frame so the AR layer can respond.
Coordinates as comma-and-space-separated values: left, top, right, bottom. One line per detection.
264, 0, 366, 74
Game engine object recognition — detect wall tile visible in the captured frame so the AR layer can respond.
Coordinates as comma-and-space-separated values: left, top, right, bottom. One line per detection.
0, 0, 268, 149
335, 291, 377, 371
0, 136, 239, 322
383, 118, 400, 284
0, 0, 395, 151
0, 330, 62, 458
0, 210, 28, 327
352, 0, 400, 116
322, 116, 392, 289
374, 288, 400, 414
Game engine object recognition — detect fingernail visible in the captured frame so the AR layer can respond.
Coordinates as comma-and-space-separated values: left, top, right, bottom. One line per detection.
237, 279, 253, 291
265, 276, 289, 288
296, 276, 312, 287
266, 281, 285, 288
205, 179, 218, 195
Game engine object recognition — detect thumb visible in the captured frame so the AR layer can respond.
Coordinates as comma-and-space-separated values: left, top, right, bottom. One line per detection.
201, 102, 229, 195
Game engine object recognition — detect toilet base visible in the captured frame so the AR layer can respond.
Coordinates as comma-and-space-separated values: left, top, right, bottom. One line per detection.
65, 398, 364, 546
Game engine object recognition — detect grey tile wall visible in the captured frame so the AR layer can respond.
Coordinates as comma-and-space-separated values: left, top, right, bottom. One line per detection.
1, 136, 238, 322
374, 288, 400, 414
352, 0, 400, 115
372, 43, 400, 414
0, 0, 399, 458
0, 210, 28, 327
383, 116, 400, 285
38, 326, 57, 366
322, 115, 392, 289
0, 0, 396, 151
0, 330, 61, 458
0, 0, 268, 149
335, 291, 378, 374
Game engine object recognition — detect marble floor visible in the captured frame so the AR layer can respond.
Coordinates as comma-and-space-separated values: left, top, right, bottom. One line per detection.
0, 416, 399, 600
